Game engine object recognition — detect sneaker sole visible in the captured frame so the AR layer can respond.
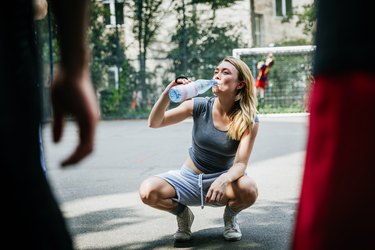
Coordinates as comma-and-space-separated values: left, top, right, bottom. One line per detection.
174, 237, 192, 242
224, 235, 242, 241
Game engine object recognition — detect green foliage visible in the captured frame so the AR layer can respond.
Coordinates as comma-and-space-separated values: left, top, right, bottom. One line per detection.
191, 0, 241, 10
275, 38, 310, 46
281, 2, 316, 42
168, 9, 245, 80
89, 1, 126, 91
258, 103, 306, 114
99, 53, 138, 118
127, 0, 165, 109
117, 60, 138, 112
37, 1, 313, 119
90, 2, 139, 117
296, 4, 317, 37
34, 14, 59, 75
129, 0, 164, 48
100, 87, 123, 114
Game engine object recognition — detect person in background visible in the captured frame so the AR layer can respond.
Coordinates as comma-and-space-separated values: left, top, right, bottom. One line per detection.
139, 56, 259, 242
255, 53, 274, 106
1, 0, 99, 249
293, 1, 375, 249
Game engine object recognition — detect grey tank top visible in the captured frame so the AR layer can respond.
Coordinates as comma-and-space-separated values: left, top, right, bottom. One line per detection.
188, 97, 259, 174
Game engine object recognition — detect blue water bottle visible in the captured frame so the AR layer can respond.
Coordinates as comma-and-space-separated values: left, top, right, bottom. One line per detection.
168, 79, 217, 103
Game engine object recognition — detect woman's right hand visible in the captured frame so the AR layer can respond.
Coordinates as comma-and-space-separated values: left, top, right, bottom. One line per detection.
150, 77, 194, 128
162, 78, 191, 95
162, 81, 177, 95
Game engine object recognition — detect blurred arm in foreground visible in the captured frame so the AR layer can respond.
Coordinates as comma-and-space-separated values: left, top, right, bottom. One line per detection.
49, 0, 100, 166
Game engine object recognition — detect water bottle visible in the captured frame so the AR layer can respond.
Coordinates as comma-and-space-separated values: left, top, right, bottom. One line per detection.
168, 79, 218, 103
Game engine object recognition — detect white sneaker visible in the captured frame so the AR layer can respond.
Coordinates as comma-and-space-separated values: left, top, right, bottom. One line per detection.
174, 206, 195, 242
223, 206, 242, 241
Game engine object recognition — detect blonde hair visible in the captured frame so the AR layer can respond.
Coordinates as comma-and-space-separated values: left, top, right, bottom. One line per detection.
223, 56, 258, 141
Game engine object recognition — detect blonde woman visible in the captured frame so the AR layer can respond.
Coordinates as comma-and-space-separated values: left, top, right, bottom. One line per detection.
139, 56, 259, 242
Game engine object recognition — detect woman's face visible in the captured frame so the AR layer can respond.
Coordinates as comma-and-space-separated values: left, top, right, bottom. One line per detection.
212, 61, 241, 96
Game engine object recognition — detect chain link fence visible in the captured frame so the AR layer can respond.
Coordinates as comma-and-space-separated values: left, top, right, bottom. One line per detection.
234, 46, 315, 113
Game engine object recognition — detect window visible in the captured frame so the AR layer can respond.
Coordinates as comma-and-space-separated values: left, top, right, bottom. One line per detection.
103, 0, 124, 26
108, 66, 119, 89
254, 14, 264, 47
115, 1, 124, 25
275, 0, 293, 17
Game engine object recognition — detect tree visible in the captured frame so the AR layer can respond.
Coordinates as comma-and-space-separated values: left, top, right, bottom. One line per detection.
128, 0, 165, 108
191, 0, 241, 20
90, 1, 137, 117
168, 2, 245, 83
282, 1, 317, 42
295, 2, 316, 38
249, 0, 256, 47
169, 0, 244, 80
89, 1, 125, 91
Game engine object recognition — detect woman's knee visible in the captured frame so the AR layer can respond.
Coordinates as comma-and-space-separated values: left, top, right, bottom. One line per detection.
236, 177, 258, 206
139, 178, 161, 205
139, 177, 175, 206
244, 182, 258, 205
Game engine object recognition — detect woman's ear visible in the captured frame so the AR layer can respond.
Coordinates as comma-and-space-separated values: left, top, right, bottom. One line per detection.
237, 81, 245, 90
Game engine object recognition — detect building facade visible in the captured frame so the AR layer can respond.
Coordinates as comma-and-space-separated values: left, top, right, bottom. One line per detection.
103, 0, 314, 66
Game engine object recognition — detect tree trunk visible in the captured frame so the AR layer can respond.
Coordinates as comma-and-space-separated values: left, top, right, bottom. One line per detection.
181, 0, 188, 74
250, 0, 256, 47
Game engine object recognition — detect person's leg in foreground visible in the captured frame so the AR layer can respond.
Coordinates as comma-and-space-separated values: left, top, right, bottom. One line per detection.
292, 0, 375, 248
293, 73, 375, 250
1, 1, 73, 248
2, 0, 98, 249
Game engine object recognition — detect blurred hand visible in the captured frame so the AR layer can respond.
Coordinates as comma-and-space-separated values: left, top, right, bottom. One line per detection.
51, 66, 100, 167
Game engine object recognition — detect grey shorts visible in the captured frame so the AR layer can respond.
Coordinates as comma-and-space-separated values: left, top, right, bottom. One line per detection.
156, 165, 227, 208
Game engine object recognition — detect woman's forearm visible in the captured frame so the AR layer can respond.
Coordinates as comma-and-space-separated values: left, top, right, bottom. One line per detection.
148, 92, 170, 128
224, 163, 247, 183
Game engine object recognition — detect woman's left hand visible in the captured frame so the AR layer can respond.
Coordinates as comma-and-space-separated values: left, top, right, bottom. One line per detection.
205, 174, 231, 204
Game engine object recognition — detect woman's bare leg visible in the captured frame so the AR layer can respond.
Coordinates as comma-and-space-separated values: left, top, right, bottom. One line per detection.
223, 175, 258, 212
139, 176, 178, 212
220, 175, 258, 241
139, 176, 194, 241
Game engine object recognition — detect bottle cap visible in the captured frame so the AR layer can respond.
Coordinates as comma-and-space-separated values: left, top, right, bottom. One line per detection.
174, 75, 189, 84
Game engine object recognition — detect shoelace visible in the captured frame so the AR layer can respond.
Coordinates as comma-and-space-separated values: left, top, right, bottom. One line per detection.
224, 215, 239, 231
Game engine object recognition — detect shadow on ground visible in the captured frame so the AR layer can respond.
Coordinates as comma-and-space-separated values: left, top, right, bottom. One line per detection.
69, 198, 298, 250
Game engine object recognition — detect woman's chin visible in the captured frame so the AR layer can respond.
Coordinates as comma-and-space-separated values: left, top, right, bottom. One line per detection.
212, 86, 220, 94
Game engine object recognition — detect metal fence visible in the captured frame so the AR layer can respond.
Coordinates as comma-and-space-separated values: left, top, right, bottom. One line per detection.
234, 45, 315, 112
39, 46, 315, 121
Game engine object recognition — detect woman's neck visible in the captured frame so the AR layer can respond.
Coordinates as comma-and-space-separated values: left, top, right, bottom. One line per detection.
215, 96, 236, 116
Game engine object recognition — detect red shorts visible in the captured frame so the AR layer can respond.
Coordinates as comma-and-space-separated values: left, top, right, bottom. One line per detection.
293, 72, 375, 250
255, 79, 266, 89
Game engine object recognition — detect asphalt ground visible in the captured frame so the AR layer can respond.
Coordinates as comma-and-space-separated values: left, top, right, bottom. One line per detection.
42, 114, 308, 250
